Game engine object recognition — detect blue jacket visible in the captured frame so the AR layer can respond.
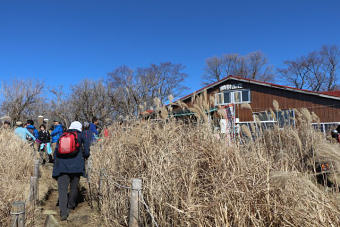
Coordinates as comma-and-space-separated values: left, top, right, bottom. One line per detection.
51, 124, 63, 143
26, 125, 39, 138
52, 130, 91, 178
89, 123, 99, 142
14, 127, 36, 141
89, 123, 98, 136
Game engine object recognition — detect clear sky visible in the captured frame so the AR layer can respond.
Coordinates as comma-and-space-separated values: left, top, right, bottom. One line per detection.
0, 0, 339, 97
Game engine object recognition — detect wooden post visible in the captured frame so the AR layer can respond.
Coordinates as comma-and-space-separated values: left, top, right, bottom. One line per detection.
97, 170, 103, 210
129, 178, 142, 227
34, 159, 40, 178
29, 176, 38, 203
11, 201, 25, 227
44, 214, 59, 227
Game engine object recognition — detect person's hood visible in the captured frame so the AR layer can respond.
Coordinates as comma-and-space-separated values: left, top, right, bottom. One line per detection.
69, 121, 82, 132
26, 125, 36, 129
54, 124, 62, 129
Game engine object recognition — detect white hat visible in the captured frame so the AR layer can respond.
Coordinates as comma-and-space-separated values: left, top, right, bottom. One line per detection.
69, 121, 82, 132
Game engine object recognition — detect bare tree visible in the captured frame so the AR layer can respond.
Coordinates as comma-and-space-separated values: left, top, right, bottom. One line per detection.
107, 65, 139, 117
305, 51, 325, 91
320, 45, 340, 91
202, 56, 223, 84
0, 79, 44, 123
278, 45, 340, 91
245, 51, 274, 81
277, 57, 310, 89
107, 62, 188, 116
202, 51, 274, 85
49, 86, 74, 127
136, 62, 188, 105
70, 79, 113, 123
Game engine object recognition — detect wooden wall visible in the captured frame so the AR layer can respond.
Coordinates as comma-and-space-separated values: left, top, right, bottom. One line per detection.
180, 79, 340, 123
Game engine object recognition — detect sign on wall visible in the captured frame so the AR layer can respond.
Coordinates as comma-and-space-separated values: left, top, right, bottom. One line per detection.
220, 83, 243, 91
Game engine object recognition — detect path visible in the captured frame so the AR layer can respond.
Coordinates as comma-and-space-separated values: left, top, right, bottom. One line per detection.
34, 164, 100, 227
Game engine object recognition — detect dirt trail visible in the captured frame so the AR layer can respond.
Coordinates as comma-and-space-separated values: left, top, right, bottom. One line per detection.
34, 164, 100, 227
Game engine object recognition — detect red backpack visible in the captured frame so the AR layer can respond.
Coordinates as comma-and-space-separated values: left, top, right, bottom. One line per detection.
57, 131, 80, 158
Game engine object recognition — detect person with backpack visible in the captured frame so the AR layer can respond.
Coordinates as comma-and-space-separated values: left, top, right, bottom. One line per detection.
51, 119, 63, 157
38, 124, 53, 164
52, 121, 90, 221
26, 119, 39, 138
14, 121, 36, 141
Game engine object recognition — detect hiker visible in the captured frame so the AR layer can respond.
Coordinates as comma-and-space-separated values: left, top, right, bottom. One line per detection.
26, 119, 39, 138
14, 121, 36, 141
103, 118, 112, 139
83, 122, 93, 143
51, 119, 63, 157
2, 120, 11, 129
52, 121, 90, 221
89, 117, 99, 142
38, 124, 53, 164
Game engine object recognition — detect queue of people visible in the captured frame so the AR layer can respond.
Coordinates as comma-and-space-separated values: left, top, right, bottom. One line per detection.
1, 117, 101, 221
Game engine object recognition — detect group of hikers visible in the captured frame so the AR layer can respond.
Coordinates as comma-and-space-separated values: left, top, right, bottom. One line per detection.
2, 117, 101, 221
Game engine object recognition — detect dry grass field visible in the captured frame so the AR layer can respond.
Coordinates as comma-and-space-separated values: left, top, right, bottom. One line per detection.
88, 109, 340, 226
0, 129, 34, 225
1, 105, 340, 226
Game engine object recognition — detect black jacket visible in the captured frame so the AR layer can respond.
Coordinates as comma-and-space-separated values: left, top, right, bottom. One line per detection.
38, 130, 51, 143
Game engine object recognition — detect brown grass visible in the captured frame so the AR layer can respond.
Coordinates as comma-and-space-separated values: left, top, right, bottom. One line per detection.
88, 112, 340, 226
0, 129, 34, 225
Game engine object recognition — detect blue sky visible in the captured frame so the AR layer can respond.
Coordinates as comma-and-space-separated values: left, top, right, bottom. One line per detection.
0, 0, 339, 97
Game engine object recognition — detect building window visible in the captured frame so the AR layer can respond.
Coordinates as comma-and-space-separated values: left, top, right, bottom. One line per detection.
253, 111, 275, 122
215, 89, 251, 105
224, 91, 231, 104
253, 109, 295, 128
242, 90, 250, 102
234, 91, 242, 103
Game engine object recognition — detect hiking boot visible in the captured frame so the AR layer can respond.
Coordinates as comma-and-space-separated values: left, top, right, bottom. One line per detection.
60, 214, 68, 221
60, 209, 69, 221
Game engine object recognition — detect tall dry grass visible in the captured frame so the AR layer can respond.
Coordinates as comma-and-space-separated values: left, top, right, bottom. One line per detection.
0, 129, 34, 225
88, 111, 340, 226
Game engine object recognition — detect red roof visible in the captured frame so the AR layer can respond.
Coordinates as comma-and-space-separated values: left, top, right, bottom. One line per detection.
178, 75, 340, 101
320, 90, 340, 97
